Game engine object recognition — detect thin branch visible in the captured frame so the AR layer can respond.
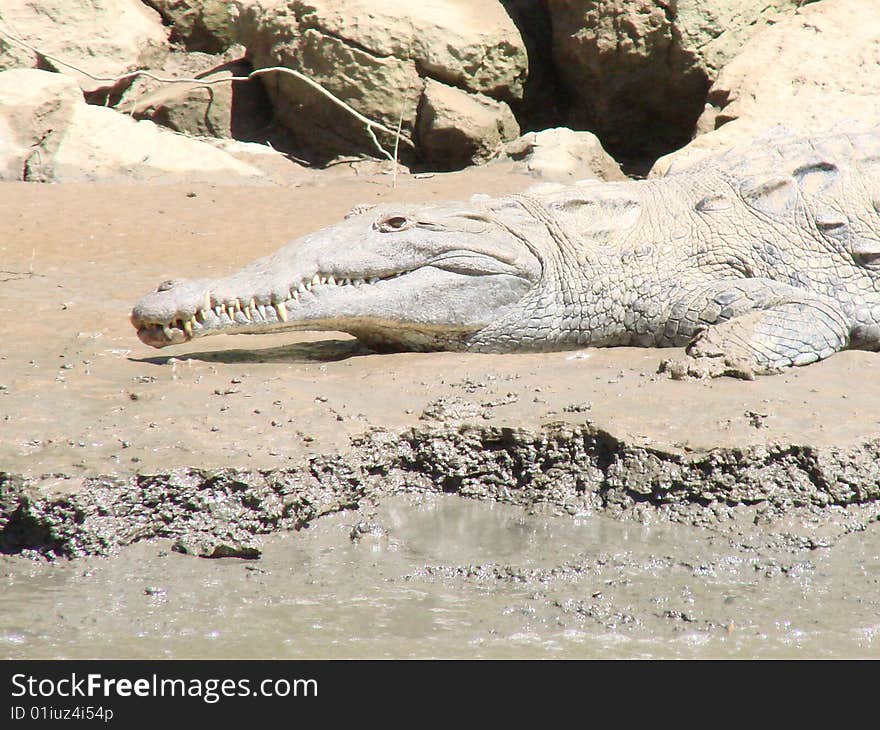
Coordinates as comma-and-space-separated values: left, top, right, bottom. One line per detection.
0, 25, 416, 161
365, 124, 395, 163
392, 104, 405, 189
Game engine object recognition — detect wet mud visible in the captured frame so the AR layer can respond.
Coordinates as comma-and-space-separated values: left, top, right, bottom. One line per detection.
4, 495, 880, 659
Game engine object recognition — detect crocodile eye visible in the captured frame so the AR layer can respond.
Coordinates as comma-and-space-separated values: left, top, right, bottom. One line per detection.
376, 215, 412, 232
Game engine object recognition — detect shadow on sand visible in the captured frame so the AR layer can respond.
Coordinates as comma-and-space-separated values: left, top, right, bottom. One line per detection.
132, 337, 375, 366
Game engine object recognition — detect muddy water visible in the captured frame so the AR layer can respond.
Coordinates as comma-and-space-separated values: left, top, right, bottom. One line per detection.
3, 495, 880, 659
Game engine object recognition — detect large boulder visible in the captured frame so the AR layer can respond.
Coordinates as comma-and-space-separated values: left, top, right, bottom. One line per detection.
652, 0, 880, 175
417, 79, 520, 169
46, 108, 267, 185
293, 0, 527, 101
0, 69, 265, 184
0, 0, 169, 96
546, 0, 805, 159
235, 0, 526, 167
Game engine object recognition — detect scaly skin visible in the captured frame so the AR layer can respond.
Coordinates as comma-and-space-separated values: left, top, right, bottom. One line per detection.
131, 128, 880, 377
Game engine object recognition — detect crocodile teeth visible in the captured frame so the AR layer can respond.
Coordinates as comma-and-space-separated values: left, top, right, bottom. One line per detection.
305, 281, 313, 291
258, 304, 267, 319
214, 305, 223, 317
342, 277, 351, 285
311, 274, 321, 286
368, 277, 379, 284
183, 318, 194, 337
275, 302, 288, 322
204, 292, 212, 311
162, 325, 173, 340
327, 275, 336, 286
297, 283, 307, 293
233, 298, 242, 312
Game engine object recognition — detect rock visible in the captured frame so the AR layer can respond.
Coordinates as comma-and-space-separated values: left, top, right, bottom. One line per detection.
502, 128, 626, 182
120, 48, 273, 141
417, 79, 520, 169
0, 70, 83, 181
235, 0, 527, 165
172, 533, 262, 559
262, 24, 423, 162
349, 521, 389, 543
0, 69, 265, 184
0, 0, 169, 96
142, 0, 237, 53
0, 29, 32, 72
546, 0, 804, 159
201, 138, 303, 184
48, 107, 267, 184
260, 0, 528, 100
652, 0, 880, 175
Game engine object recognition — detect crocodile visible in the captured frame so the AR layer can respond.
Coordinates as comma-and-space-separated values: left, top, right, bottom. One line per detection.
131, 127, 880, 378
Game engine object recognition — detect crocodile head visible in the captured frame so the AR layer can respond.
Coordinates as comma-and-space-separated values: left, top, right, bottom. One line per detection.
131, 200, 542, 352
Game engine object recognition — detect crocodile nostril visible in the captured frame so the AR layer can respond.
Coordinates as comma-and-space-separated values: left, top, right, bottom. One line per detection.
157, 279, 179, 292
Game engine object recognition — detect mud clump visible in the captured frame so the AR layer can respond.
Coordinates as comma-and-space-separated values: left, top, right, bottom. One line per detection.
172, 533, 262, 559
3, 423, 880, 559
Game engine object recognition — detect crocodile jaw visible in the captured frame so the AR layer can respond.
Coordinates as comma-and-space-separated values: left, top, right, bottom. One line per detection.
132, 267, 529, 350
131, 202, 541, 351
